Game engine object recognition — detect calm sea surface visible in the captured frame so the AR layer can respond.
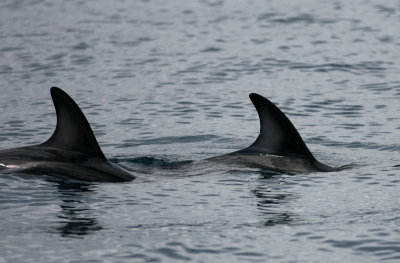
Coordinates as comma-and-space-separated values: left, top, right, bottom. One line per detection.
1, 0, 400, 262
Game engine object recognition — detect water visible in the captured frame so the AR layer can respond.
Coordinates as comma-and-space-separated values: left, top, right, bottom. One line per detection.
1, 0, 400, 262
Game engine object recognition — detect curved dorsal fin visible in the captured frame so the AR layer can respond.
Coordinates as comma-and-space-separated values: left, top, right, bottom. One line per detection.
237, 93, 315, 159
40, 87, 106, 160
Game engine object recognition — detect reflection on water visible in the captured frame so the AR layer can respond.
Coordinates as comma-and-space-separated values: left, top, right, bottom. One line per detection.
252, 174, 299, 227
55, 181, 102, 238
1, 0, 400, 262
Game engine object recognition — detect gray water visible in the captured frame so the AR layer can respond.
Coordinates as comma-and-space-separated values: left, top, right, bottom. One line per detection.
1, 0, 400, 262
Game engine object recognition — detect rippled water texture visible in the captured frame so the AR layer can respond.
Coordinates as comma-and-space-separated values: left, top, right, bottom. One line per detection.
1, 0, 400, 262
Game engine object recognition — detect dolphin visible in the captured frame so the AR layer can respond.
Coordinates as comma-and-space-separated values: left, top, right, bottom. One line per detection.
0, 87, 135, 182
209, 93, 341, 173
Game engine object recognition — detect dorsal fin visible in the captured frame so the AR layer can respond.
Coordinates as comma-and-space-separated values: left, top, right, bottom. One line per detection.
40, 87, 106, 160
237, 93, 315, 159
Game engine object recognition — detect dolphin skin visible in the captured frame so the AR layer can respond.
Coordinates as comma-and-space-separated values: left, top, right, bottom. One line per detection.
209, 93, 340, 173
0, 87, 135, 182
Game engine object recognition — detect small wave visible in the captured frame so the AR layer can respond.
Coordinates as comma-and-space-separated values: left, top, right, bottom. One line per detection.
361, 82, 400, 95
270, 14, 335, 25
120, 135, 219, 147
289, 61, 386, 74
326, 237, 400, 261
115, 156, 193, 168
201, 47, 223, 53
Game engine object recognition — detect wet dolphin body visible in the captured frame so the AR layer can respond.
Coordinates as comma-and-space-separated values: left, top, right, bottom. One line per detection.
0, 87, 135, 182
209, 93, 341, 173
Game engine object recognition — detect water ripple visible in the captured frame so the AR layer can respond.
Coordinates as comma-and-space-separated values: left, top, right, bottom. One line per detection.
1, 0, 400, 262
120, 135, 219, 147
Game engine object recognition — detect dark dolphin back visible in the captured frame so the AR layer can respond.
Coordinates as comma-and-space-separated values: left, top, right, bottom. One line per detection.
40, 87, 106, 160
236, 93, 315, 160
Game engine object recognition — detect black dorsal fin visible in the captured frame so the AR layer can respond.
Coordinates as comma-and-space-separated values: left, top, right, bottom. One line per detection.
40, 87, 106, 160
237, 93, 315, 159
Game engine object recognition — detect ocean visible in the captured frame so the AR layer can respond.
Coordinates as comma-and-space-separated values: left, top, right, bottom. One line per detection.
1, 0, 400, 262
